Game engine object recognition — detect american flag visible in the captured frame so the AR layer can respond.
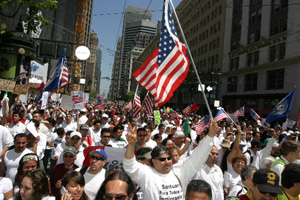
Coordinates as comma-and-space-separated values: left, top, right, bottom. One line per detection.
132, 0, 189, 109
143, 92, 153, 114
132, 86, 141, 118
170, 111, 183, 119
250, 109, 261, 121
94, 103, 105, 111
233, 106, 245, 118
195, 116, 210, 135
214, 109, 230, 122
182, 104, 191, 116
123, 101, 132, 111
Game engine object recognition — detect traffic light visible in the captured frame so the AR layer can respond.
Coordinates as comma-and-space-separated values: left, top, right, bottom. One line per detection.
88, 80, 91, 85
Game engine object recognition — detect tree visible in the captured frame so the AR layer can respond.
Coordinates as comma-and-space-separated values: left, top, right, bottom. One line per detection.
0, 0, 57, 33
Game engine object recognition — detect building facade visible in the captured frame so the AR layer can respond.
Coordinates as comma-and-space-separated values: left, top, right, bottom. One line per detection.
221, 0, 300, 120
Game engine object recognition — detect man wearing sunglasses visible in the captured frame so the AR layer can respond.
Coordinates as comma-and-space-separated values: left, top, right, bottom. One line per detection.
135, 128, 147, 150
123, 120, 218, 200
80, 149, 108, 200
231, 169, 282, 200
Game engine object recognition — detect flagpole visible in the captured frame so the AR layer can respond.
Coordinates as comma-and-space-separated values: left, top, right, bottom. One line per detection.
169, 0, 213, 120
222, 108, 237, 126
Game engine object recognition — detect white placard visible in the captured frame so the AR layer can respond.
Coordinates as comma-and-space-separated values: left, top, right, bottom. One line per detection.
84, 93, 89, 104
61, 95, 73, 110
198, 84, 205, 91
41, 92, 49, 109
214, 100, 220, 107
72, 91, 84, 110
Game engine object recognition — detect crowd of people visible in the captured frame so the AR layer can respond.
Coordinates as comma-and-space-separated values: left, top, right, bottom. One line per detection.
0, 96, 299, 200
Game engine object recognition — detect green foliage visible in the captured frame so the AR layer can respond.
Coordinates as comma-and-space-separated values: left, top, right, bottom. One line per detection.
0, 0, 58, 33
89, 90, 98, 99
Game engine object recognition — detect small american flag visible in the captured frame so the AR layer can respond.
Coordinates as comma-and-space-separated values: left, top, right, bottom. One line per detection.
182, 104, 191, 117
233, 106, 245, 118
143, 92, 153, 115
94, 102, 105, 111
170, 112, 183, 119
250, 109, 261, 121
214, 109, 230, 122
123, 101, 132, 111
133, 85, 141, 118
195, 116, 210, 135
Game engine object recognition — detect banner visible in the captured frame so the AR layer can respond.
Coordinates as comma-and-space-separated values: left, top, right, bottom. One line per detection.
30, 60, 48, 83
61, 95, 72, 110
154, 110, 161, 125
0, 79, 16, 92
13, 85, 30, 95
41, 92, 49, 110
71, 91, 84, 110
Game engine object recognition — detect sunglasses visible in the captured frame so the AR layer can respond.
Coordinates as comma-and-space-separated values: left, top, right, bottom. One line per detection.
259, 189, 277, 197
90, 155, 105, 161
63, 155, 75, 158
138, 134, 147, 137
155, 156, 172, 162
103, 194, 127, 200
102, 136, 111, 138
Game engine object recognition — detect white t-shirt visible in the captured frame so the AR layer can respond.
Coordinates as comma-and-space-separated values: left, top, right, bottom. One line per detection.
0, 126, 13, 158
62, 122, 77, 132
193, 164, 224, 200
83, 168, 106, 200
6, 122, 26, 137
89, 127, 101, 144
4, 148, 33, 182
0, 177, 13, 200
224, 169, 241, 196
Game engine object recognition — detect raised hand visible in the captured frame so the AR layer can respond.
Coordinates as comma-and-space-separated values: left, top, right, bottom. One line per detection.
126, 122, 137, 145
207, 119, 218, 137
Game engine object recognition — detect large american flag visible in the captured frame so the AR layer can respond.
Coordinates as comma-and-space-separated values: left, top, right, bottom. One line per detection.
214, 109, 230, 122
132, 0, 189, 109
250, 109, 261, 121
132, 86, 141, 118
233, 106, 244, 118
195, 116, 210, 135
143, 92, 153, 114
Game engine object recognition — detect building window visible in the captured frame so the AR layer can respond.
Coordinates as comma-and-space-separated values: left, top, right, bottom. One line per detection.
244, 73, 258, 91
230, 57, 239, 71
269, 43, 286, 62
247, 51, 259, 67
228, 76, 238, 92
266, 68, 284, 89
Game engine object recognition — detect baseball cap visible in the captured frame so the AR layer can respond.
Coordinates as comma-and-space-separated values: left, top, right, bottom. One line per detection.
253, 169, 282, 195
80, 108, 87, 112
251, 139, 265, 148
89, 149, 107, 160
102, 113, 109, 119
70, 131, 82, 139
63, 146, 77, 155
174, 129, 185, 138
80, 124, 89, 130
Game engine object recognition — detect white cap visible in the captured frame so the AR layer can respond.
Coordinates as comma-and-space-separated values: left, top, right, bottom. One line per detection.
80, 108, 87, 112
102, 113, 109, 118
70, 131, 82, 138
174, 129, 185, 138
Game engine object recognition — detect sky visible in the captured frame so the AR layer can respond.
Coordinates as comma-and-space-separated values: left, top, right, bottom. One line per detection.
91, 0, 182, 97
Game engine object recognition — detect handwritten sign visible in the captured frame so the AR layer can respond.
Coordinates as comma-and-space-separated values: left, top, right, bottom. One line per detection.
0, 79, 16, 92
13, 85, 30, 95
